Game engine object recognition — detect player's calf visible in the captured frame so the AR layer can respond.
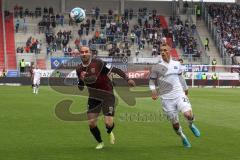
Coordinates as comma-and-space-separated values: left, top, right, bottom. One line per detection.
33, 85, 36, 94
172, 123, 191, 148
105, 117, 115, 144
89, 126, 103, 143
183, 111, 200, 137
172, 123, 184, 138
35, 85, 39, 94
88, 116, 103, 145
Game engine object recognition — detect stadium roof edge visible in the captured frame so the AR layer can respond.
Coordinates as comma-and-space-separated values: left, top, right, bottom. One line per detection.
127, 0, 236, 2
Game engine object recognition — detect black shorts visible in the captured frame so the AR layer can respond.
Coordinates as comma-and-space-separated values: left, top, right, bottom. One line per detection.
87, 95, 115, 116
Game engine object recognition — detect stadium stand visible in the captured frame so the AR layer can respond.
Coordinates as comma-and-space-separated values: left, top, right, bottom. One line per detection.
159, 15, 179, 59
2, 0, 237, 71
0, 0, 5, 70
205, 3, 240, 64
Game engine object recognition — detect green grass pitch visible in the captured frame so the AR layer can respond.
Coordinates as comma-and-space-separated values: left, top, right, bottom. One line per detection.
0, 86, 240, 160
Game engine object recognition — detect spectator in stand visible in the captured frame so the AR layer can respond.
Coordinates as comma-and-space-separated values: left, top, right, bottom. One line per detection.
204, 38, 210, 51
63, 46, 68, 56
14, 5, 19, 18
60, 14, 64, 26
56, 13, 60, 25
47, 46, 52, 56
16, 47, 24, 53
183, 2, 189, 14
191, 24, 196, 35
22, 17, 27, 33
25, 45, 30, 53
19, 59, 26, 73
91, 7, 95, 18
56, 36, 62, 50
19, 6, 23, 18
75, 38, 80, 49
130, 31, 136, 44
67, 46, 72, 56
52, 41, 57, 52
49, 7, 54, 15
15, 19, 20, 33
57, 30, 62, 38
85, 20, 90, 36
4, 10, 10, 21
95, 7, 100, 20
91, 18, 96, 31
1, 68, 7, 77
62, 37, 69, 48
129, 9, 133, 20
37, 40, 42, 54
196, 5, 201, 20
43, 7, 48, 14
212, 58, 217, 72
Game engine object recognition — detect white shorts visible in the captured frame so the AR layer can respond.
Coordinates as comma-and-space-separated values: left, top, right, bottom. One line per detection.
161, 95, 192, 123
33, 79, 40, 85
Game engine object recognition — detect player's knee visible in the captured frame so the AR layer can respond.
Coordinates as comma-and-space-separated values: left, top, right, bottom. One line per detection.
105, 119, 113, 127
105, 117, 113, 127
183, 110, 193, 120
88, 120, 97, 128
88, 123, 97, 129
105, 122, 113, 128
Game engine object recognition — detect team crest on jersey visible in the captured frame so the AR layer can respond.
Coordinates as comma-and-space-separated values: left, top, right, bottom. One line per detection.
91, 68, 95, 73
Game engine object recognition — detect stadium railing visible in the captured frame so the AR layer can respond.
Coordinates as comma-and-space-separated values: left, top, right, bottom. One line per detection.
202, 4, 232, 65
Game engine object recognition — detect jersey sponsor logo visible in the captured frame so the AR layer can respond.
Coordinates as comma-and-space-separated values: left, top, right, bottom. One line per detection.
174, 66, 178, 69
108, 106, 114, 115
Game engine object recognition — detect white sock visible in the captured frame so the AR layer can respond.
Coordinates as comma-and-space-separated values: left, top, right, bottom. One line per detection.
176, 126, 185, 138
36, 86, 39, 94
33, 87, 36, 93
187, 116, 195, 127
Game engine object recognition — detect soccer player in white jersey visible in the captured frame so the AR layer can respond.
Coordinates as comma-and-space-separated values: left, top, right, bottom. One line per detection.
31, 65, 41, 94
149, 44, 200, 148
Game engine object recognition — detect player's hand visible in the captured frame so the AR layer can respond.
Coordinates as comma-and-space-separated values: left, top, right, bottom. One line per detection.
127, 79, 136, 87
151, 90, 158, 100
78, 79, 84, 91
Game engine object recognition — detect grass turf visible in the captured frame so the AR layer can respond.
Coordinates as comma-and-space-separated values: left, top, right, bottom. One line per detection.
0, 86, 240, 160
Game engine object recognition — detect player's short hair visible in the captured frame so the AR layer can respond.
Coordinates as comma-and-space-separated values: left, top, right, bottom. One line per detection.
161, 43, 170, 48
80, 46, 90, 51
178, 59, 183, 63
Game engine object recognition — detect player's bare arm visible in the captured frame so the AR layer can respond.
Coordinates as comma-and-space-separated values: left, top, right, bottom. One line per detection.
111, 67, 136, 87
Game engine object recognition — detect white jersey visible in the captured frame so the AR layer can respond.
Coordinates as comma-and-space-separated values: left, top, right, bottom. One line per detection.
150, 59, 185, 99
33, 69, 41, 84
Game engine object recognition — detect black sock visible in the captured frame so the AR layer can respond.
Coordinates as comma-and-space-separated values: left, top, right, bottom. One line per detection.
106, 123, 115, 134
90, 126, 102, 143
187, 115, 195, 126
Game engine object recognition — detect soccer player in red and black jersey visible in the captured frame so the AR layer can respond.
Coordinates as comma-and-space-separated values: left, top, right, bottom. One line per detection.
76, 46, 135, 149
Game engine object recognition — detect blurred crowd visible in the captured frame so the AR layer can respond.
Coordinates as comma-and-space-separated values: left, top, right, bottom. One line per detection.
208, 4, 240, 57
